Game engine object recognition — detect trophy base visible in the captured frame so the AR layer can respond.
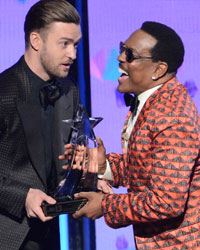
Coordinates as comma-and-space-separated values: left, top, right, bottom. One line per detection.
42, 196, 87, 216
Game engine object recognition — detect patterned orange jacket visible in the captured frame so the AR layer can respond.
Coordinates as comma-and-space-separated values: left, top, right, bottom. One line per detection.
102, 78, 200, 250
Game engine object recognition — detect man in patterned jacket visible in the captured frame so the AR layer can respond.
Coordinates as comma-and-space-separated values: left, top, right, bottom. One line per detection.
73, 22, 200, 249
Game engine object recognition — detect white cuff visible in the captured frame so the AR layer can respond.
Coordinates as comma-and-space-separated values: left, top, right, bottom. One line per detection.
98, 159, 113, 180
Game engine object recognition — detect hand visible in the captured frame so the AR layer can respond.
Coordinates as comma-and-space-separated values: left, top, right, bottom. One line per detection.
58, 143, 73, 162
96, 137, 107, 175
97, 179, 114, 194
25, 188, 56, 222
73, 192, 104, 220
59, 137, 107, 174
59, 144, 86, 171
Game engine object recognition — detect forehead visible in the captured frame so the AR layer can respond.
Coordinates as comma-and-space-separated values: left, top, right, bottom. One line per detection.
43, 22, 82, 41
125, 29, 157, 53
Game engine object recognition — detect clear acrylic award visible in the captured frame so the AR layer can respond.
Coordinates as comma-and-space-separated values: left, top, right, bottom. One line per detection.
42, 104, 102, 216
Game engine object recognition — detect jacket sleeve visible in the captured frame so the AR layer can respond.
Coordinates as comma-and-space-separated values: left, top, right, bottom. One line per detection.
102, 115, 200, 228
107, 153, 128, 188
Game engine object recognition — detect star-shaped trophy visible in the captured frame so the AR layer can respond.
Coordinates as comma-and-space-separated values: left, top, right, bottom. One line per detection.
42, 104, 103, 216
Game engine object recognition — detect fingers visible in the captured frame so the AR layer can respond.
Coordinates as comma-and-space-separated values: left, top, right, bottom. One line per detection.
96, 136, 100, 143
63, 145, 86, 171
73, 192, 104, 220
25, 188, 56, 222
96, 137, 103, 147
45, 195, 56, 205
58, 144, 73, 160
58, 155, 66, 160
60, 144, 86, 171
39, 194, 56, 221
87, 147, 98, 173
97, 179, 114, 194
62, 165, 68, 170
28, 205, 53, 222
64, 144, 73, 150
73, 145, 85, 170
73, 192, 91, 219
74, 192, 89, 200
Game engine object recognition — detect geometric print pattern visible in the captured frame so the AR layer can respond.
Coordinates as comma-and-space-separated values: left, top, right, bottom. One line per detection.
102, 78, 200, 249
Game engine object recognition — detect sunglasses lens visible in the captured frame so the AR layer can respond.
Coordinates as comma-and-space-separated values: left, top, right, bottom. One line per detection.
119, 42, 125, 54
126, 48, 133, 63
119, 42, 134, 63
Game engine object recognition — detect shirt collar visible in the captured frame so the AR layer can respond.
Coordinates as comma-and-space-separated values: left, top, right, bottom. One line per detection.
21, 56, 46, 91
137, 84, 163, 112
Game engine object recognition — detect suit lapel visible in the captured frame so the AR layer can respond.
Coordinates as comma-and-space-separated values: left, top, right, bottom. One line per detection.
121, 110, 132, 155
17, 101, 46, 187
15, 59, 46, 187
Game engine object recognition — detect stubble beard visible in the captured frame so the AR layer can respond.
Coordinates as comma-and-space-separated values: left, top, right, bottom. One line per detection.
40, 48, 68, 79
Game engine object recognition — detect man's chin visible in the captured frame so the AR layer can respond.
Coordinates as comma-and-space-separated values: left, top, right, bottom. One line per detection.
53, 71, 69, 79
117, 85, 127, 93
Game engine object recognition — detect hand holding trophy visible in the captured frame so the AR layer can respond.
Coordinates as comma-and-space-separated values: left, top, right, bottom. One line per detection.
42, 104, 102, 216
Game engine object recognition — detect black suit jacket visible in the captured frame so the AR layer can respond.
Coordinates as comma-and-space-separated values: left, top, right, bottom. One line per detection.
0, 57, 79, 250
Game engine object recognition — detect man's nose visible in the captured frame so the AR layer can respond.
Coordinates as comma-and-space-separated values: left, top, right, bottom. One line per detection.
118, 51, 126, 63
66, 45, 77, 60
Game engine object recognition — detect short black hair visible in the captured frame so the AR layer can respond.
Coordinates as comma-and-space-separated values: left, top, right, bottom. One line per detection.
141, 21, 184, 73
24, 0, 80, 48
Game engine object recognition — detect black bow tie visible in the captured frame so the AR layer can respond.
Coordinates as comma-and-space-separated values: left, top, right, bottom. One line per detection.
39, 81, 63, 109
124, 93, 140, 116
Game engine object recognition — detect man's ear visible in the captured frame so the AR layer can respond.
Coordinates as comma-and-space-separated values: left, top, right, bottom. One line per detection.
153, 62, 168, 80
29, 31, 42, 51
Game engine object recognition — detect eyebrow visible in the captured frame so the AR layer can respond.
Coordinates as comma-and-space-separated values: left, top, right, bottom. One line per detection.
59, 37, 82, 43
123, 43, 138, 53
125, 43, 151, 56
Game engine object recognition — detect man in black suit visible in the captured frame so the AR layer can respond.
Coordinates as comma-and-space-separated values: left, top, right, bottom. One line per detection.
0, 1, 82, 249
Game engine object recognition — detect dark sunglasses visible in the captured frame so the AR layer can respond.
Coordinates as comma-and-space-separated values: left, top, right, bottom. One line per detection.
119, 41, 153, 63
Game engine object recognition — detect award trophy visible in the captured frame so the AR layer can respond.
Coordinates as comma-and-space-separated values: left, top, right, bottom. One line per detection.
42, 104, 102, 216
